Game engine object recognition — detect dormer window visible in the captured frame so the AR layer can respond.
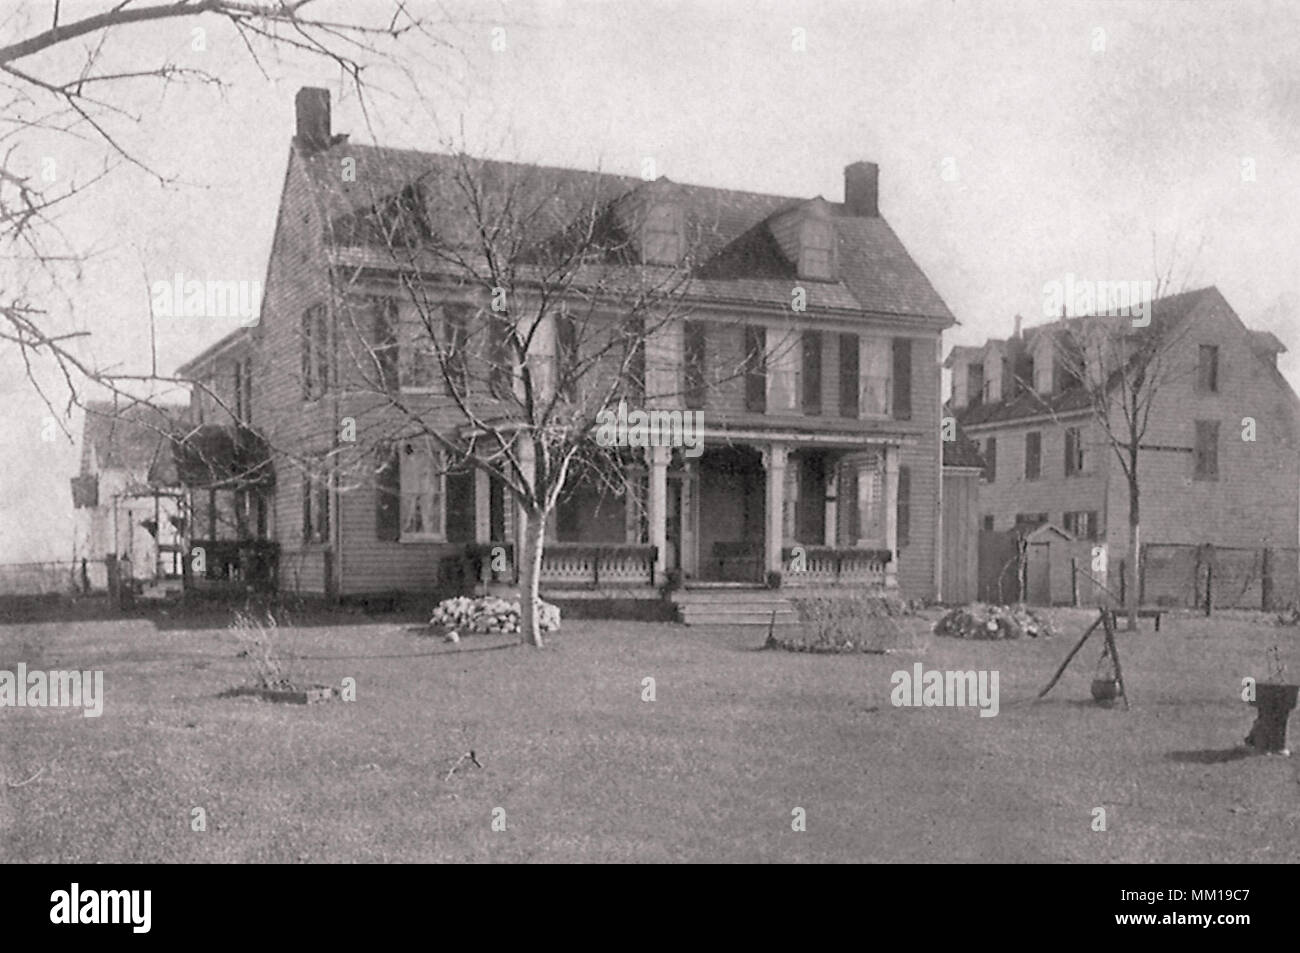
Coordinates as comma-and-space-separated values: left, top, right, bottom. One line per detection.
799, 219, 835, 280
642, 203, 683, 265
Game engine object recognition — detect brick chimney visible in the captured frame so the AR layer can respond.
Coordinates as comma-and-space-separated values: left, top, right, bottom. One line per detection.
844, 161, 879, 217
295, 87, 331, 153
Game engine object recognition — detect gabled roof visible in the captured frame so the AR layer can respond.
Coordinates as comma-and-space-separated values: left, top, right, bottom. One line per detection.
79, 400, 184, 485
956, 287, 1224, 428
298, 143, 954, 323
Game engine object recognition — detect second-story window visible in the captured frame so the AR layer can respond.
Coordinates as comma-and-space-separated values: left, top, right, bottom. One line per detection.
301, 304, 331, 400
1197, 345, 1220, 393
767, 331, 799, 413
1024, 431, 1042, 480
1064, 426, 1085, 476
859, 339, 891, 417
984, 437, 997, 483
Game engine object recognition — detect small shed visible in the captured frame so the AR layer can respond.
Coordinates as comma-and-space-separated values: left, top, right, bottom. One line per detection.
1020, 522, 1076, 606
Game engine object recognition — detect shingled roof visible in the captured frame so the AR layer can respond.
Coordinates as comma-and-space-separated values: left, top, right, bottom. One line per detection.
299, 143, 955, 323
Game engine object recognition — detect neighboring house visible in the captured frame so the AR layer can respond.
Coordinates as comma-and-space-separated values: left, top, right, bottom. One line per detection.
949, 286, 1300, 607
177, 87, 956, 601
71, 400, 185, 586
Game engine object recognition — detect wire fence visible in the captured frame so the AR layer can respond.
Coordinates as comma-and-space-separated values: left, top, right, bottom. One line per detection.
0, 560, 109, 596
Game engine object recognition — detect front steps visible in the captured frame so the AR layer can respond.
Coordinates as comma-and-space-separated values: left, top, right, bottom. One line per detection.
671, 588, 799, 627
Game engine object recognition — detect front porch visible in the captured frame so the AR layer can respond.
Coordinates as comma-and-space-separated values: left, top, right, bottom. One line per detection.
469, 437, 904, 594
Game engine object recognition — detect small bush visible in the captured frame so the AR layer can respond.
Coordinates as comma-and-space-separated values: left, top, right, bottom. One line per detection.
932, 603, 1056, 640
230, 608, 304, 689
772, 592, 922, 654
429, 595, 561, 635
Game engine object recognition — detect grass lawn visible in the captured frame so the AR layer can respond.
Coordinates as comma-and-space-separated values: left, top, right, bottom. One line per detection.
1, 602, 1297, 862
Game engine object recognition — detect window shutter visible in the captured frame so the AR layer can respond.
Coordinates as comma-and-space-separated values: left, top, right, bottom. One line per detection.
802, 331, 822, 415
685, 321, 707, 409
1064, 428, 1077, 475
375, 442, 401, 541
897, 464, 911, 548
314, 306, 331, 397
301, 308, 312, 399
372, 298, 398, 393
839, 333, 859, 417
744, 326, 766, 412
984, 438, 997, 483
555, 312, 578, 402
892, 338, 912, 420
445, 465, 476, 543
301, 474, 312, 542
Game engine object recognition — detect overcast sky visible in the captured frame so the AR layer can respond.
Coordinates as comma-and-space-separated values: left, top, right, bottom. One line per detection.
2, 0, 1298, 562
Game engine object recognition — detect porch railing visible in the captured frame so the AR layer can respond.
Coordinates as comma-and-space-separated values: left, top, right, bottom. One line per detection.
781, 546, 891, 587
464, 542, 658, 588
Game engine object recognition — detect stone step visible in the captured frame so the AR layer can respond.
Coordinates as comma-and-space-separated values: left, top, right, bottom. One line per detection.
678, 598, 799, 626
672, 590, 790, 605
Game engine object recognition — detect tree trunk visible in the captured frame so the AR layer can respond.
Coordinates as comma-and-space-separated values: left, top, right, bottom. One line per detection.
518, 508, 548, 648
1126, 477, 1140, 632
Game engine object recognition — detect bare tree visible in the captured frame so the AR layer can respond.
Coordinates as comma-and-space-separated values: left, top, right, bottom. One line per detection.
323, 152, 752, 646
0, 0, 429, 425
1046, 268, 1197, 630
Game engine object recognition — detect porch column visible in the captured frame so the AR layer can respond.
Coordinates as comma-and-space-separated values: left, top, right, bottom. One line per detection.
474, 468, 490, 543
647, 445, 669, 575
824, 466, 838, 546
883, 444, 899, 588
855, 454, 875, 548
763, 442, 788, 574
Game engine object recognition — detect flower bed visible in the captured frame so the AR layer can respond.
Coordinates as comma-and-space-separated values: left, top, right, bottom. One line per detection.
429, 595, 561, 636
933, 603, 1055, 640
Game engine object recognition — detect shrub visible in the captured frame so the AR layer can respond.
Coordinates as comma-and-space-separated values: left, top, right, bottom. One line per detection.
229, 608, 304, 689
932, 603, 1055, 641
772, 592, 923, 654
429, 595, 561, 636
